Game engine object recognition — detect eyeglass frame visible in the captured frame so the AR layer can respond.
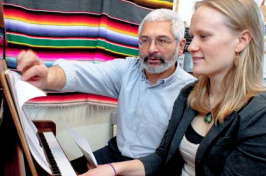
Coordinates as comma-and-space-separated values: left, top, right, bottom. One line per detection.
138, 36, 177, 48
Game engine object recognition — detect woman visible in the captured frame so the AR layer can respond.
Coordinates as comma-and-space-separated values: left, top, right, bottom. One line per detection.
81, 0, 266, 175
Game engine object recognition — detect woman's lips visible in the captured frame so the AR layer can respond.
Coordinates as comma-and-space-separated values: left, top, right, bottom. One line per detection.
192, 57, 204, 64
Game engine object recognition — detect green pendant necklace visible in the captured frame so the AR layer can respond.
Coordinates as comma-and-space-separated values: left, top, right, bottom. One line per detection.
204, 93, 213, 124
204, 112, 212, 124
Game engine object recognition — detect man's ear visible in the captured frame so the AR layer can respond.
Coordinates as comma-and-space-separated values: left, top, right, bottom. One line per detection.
178, 38, 186, 55
235, 30, 252, 53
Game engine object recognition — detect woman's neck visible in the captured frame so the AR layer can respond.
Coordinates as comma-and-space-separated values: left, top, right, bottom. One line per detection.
209, 79, 224, 109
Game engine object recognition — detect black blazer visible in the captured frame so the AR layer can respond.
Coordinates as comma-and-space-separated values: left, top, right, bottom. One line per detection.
140, 83, 266, 176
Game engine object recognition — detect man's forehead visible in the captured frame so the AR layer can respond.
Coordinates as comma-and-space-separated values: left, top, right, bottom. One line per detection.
140, 21, 173, 37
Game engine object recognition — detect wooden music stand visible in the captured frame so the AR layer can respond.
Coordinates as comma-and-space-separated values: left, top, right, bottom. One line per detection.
0, 59, 38, 176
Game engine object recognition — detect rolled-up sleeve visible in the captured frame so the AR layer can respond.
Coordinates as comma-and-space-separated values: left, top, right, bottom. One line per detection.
53, 59, 77, 90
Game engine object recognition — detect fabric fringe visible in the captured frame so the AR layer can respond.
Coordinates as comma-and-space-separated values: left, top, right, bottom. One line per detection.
23, 101, 117, 128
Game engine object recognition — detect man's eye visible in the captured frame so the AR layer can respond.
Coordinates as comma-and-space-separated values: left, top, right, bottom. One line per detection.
141, 39, 149, 43
157, 39, 168, 43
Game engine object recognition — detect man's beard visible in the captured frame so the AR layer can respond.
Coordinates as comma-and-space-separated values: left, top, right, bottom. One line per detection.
140, 51, 178, 74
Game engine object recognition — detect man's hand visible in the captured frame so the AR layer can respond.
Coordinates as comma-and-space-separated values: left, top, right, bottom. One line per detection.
16, 50, 49, 89
16, 49, 66, 90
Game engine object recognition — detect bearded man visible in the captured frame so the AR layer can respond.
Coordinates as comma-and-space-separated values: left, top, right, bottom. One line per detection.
16, 8, 196, 172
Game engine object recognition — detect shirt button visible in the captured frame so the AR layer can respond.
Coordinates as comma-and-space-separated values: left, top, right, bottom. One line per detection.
134, 126, 137, 131
138, 107, 142, 111
126, 144, 130, 148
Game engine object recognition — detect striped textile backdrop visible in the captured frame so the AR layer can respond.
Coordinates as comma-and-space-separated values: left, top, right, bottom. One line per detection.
2, 0, 173, 106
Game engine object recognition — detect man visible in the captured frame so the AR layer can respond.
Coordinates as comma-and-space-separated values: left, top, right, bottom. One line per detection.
17, 8, 196, 171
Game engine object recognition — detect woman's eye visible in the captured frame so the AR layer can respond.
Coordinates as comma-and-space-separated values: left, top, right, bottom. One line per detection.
200, 34, 207, 39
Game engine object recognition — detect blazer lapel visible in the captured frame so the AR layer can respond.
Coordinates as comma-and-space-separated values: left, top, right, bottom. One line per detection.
166, 105, 196, 163
195, 111, 238, 167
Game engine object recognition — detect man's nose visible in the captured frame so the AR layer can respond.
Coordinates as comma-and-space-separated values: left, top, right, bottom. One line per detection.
148, 40, 159, 53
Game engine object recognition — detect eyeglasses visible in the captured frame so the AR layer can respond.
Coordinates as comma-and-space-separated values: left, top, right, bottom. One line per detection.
138, 37, 177, 48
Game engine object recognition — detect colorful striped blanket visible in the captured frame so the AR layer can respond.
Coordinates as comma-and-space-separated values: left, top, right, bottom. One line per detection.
2, 0, 173, 106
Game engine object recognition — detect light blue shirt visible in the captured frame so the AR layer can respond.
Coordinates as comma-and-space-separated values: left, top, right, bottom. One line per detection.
54, 57, 196, 158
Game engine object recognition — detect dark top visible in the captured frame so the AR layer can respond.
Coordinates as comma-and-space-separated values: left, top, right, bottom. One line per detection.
185, 124, 203, 144
139, 82, 266, 176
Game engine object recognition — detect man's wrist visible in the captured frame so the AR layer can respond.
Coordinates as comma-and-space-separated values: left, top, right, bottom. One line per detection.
47, 65, 66, 90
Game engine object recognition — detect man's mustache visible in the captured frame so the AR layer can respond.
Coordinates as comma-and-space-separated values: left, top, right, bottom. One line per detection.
144, 55, 165, 64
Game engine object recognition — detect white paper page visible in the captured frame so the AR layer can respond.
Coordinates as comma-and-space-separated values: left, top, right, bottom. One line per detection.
6, 70, 52, 175
8, 70, 46, 108
61, 119, 97, 167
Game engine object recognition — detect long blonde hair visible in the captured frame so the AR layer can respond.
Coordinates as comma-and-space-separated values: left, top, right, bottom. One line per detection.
188, 0, 266, 122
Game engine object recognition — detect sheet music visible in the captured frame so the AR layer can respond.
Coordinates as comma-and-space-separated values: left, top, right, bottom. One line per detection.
5, 70, 52, 175
61, 119, 97, 167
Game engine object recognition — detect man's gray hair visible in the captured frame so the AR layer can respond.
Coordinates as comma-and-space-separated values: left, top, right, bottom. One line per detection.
138, 8, 185, 42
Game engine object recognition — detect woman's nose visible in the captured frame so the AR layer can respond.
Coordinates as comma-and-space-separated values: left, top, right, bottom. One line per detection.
187, 39, 199, 53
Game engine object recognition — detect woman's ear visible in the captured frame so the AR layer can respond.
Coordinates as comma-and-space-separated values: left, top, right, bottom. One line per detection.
235, 30, 252, 53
